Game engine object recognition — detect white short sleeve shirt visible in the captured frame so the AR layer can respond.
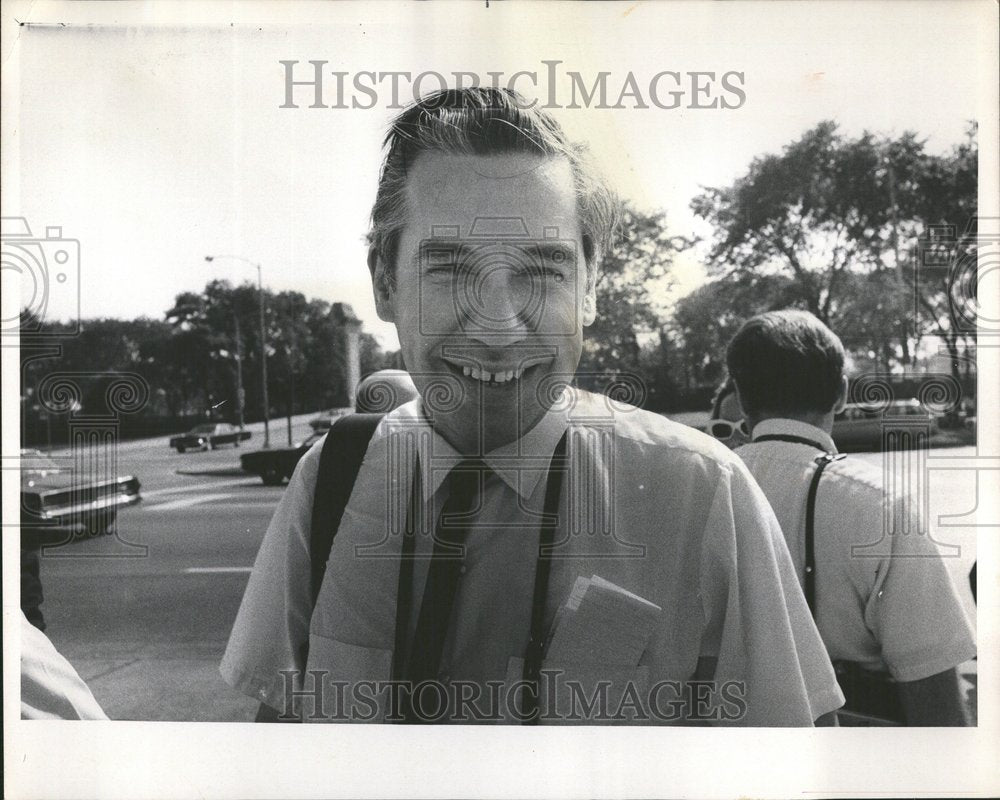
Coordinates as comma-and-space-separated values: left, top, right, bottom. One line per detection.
222, 392, 844, 724
736, 418, 976, 682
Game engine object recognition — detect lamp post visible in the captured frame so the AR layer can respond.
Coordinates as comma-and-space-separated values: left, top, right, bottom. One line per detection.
205, 254, 271, 448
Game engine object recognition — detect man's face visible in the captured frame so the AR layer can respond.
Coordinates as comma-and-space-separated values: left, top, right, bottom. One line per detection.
372, 151, 595, 454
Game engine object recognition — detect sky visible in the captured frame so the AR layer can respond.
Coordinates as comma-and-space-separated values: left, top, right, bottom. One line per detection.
1, 1, 992, 350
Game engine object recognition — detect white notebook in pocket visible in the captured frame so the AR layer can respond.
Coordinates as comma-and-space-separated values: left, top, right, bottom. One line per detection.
544, 575, 662, 667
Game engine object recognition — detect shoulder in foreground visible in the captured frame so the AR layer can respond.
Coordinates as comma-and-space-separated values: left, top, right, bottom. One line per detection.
573, 391, 741, 468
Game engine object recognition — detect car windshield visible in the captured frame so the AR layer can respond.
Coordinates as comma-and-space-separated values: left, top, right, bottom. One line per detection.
191, 424, 217, 433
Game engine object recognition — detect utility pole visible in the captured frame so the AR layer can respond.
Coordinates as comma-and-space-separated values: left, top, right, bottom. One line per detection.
233, 314, 245, 429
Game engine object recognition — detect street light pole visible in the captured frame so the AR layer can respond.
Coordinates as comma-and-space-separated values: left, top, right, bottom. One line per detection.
233, 313, 245, 430
255, 261, 271, 448
205, 254, 271, 448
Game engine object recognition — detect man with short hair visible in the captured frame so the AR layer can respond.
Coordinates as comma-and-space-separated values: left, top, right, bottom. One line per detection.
222, 88, 843, 725
727, 309, 975, 725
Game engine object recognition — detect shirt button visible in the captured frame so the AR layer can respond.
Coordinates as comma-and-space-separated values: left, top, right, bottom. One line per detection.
459, 565, 466, 575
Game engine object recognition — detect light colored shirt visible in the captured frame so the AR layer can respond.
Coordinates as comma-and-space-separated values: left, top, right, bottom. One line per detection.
21, 612, 108, 720
735, 418, 976, 681
221, 390, 844, 725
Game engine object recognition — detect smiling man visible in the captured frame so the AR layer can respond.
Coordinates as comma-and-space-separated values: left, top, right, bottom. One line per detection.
221, 88, 843, 725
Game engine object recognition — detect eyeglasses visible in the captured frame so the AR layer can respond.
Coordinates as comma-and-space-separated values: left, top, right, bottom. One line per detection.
708, 419, 750, 441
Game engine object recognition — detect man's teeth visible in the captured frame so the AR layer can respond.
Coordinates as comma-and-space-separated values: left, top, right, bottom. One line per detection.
460, 366, 524, 383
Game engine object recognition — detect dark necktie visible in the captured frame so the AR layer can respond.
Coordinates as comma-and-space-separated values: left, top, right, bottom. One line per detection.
401, 459, 487, 722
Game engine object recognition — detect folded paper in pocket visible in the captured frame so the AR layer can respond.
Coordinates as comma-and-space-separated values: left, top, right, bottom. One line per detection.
544, 575, 662, 666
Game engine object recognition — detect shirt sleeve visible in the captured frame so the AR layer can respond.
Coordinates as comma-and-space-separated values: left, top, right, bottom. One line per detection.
219, 439, 323, 711
21, 611, 108, 720
866, 496, 977, 682
699, 459, 845, 726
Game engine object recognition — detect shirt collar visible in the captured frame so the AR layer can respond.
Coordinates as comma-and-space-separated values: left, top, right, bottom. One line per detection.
385, 391, 571, 502
750, 418, 838, 453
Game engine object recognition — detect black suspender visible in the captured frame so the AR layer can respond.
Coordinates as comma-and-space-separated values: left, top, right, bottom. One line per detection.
803, 453, 843, 613
309, 413, 386, 606
752, 432, 844, 613
754, 433, 830, 450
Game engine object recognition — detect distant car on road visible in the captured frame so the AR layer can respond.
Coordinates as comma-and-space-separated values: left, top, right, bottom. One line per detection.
832, 399, 938, 451
169, 423, 251, 453
240, 432, 324, 485
20, 448, 142, 539
308, 407, 353, 433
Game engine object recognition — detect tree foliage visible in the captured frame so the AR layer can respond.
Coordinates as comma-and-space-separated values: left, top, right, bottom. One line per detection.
21, 283, 387, 433
580, 206, 679, 376
690, 120, 978, 376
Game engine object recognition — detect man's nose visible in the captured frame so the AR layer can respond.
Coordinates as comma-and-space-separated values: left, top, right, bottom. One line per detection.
459, 265, 535, 345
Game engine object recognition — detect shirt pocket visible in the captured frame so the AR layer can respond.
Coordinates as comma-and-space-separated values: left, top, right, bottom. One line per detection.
302, 634, 393, 723
503, 656, 651, 725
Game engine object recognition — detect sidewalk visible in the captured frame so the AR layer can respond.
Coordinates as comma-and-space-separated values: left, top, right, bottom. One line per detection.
64, 640, 257, 721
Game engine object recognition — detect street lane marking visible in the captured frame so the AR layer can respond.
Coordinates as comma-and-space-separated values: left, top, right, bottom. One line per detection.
144, 491, 280, 511
142, 478, 262, 499
146, 493, 242, 511
183, 567, 253, 574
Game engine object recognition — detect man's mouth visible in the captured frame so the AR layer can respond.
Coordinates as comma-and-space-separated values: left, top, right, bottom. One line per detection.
460, 365, 523, 384
441, 352, 554, 387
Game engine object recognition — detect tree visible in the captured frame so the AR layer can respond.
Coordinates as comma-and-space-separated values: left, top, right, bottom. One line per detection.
579, 205, 680, 385
669, 272, 802, 388
691, 121, 978, 375
909, 123, 979, 379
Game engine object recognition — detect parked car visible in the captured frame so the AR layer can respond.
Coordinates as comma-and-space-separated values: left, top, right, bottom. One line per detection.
240, 432, 324, 485
169, 423, 251, 453
20, 448, 141, 540
832, 399, 938, 451
308, 407, 353, 433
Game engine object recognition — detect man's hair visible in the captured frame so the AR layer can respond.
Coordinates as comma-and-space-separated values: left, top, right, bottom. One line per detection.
726, 310, 845, 418
368, 87, 620, 290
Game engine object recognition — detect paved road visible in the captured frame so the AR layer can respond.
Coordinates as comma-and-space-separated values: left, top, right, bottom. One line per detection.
33, 420, 981, 722
36, 415, 318, 721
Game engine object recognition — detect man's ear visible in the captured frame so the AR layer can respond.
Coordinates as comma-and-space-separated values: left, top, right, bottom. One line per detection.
368, 246, 395, 323
582, 291, 597, 327
833, 375, 849, 414
733, 384, 749, 419
581, 267, 597, 327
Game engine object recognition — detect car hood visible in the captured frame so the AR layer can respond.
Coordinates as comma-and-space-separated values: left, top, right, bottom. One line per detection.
21, 470, 73, 492
21, 470, 139, 494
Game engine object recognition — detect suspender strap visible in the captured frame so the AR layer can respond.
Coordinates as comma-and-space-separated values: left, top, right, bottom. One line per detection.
754, 433, 830, 451
260, 412, 383, 721
804, 452, 844, 614
520, 430, 569, 724
309, 413, 384, 606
